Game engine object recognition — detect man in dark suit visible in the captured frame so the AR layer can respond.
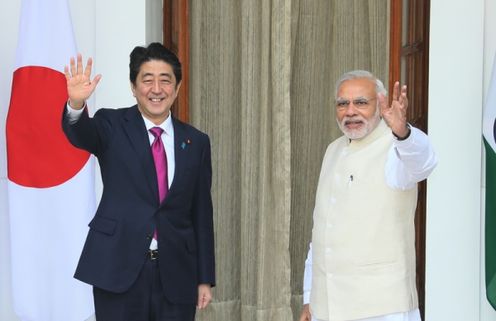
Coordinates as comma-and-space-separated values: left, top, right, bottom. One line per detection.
62, 42, 215, 321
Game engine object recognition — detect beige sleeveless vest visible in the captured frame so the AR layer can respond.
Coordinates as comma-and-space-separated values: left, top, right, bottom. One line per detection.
310, 121, 418, 321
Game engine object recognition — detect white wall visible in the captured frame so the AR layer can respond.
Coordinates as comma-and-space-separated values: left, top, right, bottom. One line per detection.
427, 0, 496, 320
0, 1, 162, 320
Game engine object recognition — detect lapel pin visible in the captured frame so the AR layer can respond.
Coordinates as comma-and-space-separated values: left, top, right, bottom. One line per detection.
181, 139, 191, 150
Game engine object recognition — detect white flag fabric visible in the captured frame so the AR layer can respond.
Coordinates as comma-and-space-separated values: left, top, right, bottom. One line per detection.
484, 54, 496, 152
6, 0, 95, 320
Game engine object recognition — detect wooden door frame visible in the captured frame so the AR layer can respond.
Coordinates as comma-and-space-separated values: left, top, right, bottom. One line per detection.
163, 0, 190, 123
389, 0, 430, 318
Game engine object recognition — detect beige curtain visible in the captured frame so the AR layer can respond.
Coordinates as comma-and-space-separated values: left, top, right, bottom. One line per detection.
189, 1, 389, 320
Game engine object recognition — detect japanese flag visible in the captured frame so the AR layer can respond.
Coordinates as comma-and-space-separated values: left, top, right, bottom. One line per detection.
6, 0, 95, 320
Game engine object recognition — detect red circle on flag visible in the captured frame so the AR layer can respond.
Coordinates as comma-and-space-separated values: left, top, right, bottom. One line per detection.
6, 66, 90, 188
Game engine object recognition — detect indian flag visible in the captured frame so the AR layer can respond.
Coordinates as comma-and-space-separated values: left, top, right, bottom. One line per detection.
483, 53, 496, 311
6, 0, 95, 320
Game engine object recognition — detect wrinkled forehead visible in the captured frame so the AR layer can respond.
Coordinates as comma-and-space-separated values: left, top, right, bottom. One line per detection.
337, 78, 377, 99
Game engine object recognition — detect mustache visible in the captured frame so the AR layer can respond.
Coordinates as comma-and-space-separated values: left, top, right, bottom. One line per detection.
341, 116, 367, 126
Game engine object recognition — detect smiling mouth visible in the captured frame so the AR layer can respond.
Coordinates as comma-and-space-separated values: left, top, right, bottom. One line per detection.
149, 98, 164, 102
344, 120, 364, 128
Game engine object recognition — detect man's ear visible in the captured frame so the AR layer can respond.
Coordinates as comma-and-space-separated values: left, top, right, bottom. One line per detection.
130, 82, 136, 97
175, 81, 182, 93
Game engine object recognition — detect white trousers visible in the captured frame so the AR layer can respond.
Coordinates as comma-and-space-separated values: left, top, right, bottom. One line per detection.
312, 308, 421, 321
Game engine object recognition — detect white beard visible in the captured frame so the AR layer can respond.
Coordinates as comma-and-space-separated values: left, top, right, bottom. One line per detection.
337, 108, 381, 140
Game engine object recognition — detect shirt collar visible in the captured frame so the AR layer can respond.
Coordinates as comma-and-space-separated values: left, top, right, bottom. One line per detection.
142, 112, 173, 136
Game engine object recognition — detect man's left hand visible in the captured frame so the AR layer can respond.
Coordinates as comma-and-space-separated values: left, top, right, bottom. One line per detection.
379, 81, 409, 139
197, 284, 212, 309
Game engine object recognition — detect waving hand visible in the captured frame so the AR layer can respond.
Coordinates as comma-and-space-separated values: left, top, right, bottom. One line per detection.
378, 81, 410, 139
64, 54, 101, 109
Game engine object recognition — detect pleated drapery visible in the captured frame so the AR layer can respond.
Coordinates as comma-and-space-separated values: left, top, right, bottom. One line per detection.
190, 1, 389, 320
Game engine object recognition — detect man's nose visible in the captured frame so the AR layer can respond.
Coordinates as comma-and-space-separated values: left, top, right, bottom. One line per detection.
152, 80, 161, 92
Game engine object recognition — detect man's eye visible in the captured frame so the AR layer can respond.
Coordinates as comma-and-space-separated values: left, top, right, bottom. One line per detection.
336, 101, 348, 107
355, 100, 368, 106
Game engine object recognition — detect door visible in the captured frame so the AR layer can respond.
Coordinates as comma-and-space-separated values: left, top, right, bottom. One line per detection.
163, 0, 190, 123
390, 0, 430, 318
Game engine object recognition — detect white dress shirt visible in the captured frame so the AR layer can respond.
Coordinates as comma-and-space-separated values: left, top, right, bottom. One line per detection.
304, 125, 437, 321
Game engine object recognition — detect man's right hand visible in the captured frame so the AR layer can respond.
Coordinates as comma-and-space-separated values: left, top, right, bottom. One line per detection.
64, 53, 101, 109
299, 304, 312, 321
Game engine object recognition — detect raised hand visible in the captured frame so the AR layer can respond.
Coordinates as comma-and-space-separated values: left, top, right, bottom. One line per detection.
379, 81, 409, 138
64, 54, 101, 109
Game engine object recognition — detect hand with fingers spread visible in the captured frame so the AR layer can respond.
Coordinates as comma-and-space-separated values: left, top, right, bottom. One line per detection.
379, 81, 410, 139
64, 53, 102, 109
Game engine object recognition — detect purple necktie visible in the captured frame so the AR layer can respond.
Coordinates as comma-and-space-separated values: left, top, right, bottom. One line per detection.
149, 127, 168, 240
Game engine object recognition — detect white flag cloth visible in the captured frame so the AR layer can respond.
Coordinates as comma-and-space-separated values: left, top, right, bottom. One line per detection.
6, 0, 95, 320
483, 54, 496, 151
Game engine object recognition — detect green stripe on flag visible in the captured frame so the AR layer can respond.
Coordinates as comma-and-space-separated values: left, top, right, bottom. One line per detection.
484, 137, 496, 310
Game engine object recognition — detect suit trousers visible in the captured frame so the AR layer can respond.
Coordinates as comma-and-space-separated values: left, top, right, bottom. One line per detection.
93, 256, 196, 321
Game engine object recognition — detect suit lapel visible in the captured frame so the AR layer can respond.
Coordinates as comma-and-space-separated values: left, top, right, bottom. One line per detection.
121, 111, 189, 208
162, 117, 188, 204
122, 106, 159, 203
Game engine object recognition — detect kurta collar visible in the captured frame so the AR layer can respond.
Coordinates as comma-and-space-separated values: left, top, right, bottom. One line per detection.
347, 119, 390, 150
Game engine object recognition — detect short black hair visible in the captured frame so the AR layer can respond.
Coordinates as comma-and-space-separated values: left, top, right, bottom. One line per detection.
129, 42, 182, 86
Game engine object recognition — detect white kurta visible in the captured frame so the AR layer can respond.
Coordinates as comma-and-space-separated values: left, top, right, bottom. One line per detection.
303, 123, 437, 321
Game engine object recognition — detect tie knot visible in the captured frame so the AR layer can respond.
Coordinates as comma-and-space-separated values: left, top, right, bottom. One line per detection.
149, 127, 164, 138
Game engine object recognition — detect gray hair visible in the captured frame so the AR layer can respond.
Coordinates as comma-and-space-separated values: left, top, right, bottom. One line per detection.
334, 70, 387, 99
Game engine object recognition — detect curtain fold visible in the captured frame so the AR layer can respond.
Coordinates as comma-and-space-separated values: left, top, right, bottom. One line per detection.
238, 1, 292, 320
190, 1, 389, 320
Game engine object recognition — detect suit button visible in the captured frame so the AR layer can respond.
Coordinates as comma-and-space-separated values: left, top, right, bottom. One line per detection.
146, 234, 152, 240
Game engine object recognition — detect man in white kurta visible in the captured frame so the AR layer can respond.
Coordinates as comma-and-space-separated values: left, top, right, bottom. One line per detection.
299, 70, 437, 321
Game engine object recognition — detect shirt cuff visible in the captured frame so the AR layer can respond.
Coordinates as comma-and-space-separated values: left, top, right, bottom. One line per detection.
392, 123, 411, 141
303, 290, 311, 305
66, 102, 85, 124
393, 125, 422, 150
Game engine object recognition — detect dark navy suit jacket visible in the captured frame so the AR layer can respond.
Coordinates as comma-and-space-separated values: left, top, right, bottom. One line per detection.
62, 105, 215, 304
